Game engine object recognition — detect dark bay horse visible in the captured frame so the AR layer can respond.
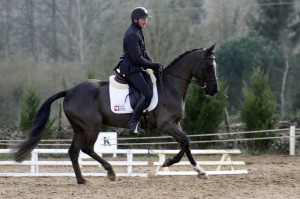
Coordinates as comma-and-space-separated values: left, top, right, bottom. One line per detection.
14, 44, 219, 184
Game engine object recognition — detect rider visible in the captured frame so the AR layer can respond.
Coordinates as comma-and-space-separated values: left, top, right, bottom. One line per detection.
119, 7, 161, 133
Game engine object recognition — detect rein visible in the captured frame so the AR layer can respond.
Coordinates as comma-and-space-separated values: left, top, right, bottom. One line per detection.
160, 54, 218, 88
160, 71, 208, 87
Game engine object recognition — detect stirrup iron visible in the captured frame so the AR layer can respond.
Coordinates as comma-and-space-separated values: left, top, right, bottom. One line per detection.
128, 122, 145, 134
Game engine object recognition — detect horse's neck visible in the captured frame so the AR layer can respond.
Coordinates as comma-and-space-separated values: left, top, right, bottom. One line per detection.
163, 61, 192, 99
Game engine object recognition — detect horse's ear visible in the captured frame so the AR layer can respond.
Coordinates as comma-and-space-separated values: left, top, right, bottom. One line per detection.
206, 43, 216, 54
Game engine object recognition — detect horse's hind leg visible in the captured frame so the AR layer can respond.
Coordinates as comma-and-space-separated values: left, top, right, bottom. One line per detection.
68, 128, 86, 184
81, 127, 116, 181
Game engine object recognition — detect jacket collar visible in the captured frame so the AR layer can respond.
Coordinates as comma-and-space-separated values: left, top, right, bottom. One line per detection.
131, 22, 142, 30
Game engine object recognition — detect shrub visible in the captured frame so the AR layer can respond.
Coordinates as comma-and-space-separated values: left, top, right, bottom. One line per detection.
182, 80, 228, 147
19, 83, 55, 139
19, 83, 40, 131
240, 66, 277, 152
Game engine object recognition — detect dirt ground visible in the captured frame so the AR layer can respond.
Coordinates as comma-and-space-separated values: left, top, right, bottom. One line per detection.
0, 155, 299, 199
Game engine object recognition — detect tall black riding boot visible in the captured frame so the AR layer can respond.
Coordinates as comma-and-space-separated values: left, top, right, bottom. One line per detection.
127, 97, 147, 134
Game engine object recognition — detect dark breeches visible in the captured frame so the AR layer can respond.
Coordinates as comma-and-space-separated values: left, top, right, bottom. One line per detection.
126, 71, 153, 107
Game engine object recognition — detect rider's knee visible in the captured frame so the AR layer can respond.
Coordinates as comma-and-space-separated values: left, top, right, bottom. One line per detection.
145, 91, 152, 101
142, 93, 152, 106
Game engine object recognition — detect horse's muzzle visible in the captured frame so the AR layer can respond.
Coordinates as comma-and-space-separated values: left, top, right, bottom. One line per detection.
205, 85, 219, 96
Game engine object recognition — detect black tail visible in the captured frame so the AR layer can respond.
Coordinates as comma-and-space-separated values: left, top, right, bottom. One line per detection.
13, 90, 67, 162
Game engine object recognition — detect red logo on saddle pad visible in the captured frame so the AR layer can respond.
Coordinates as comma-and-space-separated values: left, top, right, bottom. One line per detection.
114, 105, 125, 112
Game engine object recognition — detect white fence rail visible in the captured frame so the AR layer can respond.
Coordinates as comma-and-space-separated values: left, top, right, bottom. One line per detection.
0, 148, 248, 177
0, 149, 149, 177
1, 127, 298, 154
149, 149, 248, 176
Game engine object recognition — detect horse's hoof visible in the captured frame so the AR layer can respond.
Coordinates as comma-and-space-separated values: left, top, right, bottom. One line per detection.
107, 169, 116, 181
162, 158, 172, 167
198, 173, 209, 180
77, 178, 87, 184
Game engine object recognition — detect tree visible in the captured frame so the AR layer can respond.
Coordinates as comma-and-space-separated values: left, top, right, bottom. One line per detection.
145, 0, 206, 65
1, 0, 259, 125
181, 80, 228, 146
216, 31, 276, 111
247, 0, 300, 45
4, 0, 12, 58
19, 83, 55, 139
204, 0, 250, 43
86, 67, 96, 79
24, 0, 38, 62
50, 0, 58, 64
291, 55, 300, 113
240, 66, 276, 152
19, 83, 40, 131
247, 0, 300, 115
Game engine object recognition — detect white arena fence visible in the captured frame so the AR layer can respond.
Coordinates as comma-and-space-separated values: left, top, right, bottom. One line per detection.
1, 126, 298, 149
0, 126, 298, 177
149, 149, 248, 176
0, 149, 149, 177
0, 148, 247, 177
2, 126, 295, 154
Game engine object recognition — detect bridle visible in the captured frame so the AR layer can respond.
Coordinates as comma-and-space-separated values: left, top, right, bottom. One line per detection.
158, 50, 217, 105
160, 51, 218, 88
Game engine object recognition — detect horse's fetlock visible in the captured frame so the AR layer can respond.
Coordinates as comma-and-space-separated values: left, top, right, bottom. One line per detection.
104, 163, 113, 171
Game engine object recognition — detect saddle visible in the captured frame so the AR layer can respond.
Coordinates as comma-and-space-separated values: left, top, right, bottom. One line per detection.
110, 68, 158, 132
114, 72, 128, 84
113, 68, 154, 109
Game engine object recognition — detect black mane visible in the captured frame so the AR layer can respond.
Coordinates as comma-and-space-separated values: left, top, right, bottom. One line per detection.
165, 48, 200, 69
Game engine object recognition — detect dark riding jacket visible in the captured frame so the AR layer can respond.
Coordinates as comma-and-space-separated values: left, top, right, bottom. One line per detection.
119, 23, 154, 75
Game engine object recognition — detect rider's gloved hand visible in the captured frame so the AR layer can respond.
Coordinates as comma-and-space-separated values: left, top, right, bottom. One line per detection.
150, 63, 162, 73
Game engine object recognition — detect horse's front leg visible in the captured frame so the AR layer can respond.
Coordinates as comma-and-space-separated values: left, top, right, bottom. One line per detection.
162, 122, 208, 180
161, 123, 187, 167
186, 148, 209, 179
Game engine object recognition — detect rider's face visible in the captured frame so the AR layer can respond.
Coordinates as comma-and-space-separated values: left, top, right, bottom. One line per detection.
136, 18, 148, 28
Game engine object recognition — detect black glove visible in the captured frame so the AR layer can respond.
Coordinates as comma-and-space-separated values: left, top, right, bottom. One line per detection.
150, 63, 162, 73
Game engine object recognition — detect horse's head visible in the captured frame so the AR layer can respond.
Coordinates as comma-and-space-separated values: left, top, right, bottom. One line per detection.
193, 44, 219, 96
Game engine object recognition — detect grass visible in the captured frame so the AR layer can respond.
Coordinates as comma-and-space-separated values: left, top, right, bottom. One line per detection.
0, 153, 12, 160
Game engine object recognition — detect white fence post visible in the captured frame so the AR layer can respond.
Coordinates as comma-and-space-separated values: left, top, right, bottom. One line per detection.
96, 132, 117, 157
289, 126, 295, 156
31, 150, 38, 173
127, 152, 133, 175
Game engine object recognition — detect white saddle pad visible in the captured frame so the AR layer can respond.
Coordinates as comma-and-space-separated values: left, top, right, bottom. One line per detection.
109, 69, 158, 114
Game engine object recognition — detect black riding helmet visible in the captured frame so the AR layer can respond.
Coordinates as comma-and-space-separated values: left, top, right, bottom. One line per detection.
131, 7, 151, 22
